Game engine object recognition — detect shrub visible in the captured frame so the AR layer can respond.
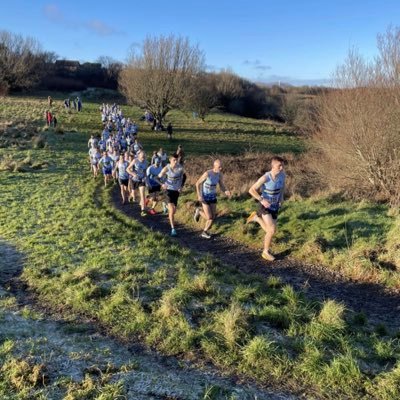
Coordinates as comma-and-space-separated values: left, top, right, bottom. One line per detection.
314, 27, 400, 206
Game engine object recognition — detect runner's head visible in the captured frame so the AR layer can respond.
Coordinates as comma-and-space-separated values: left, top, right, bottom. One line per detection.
153, 157, 161, 166
213, 159, 222, 172
137, 150, 145, 161
169, 153, 179, 167
271, 156, 285, 173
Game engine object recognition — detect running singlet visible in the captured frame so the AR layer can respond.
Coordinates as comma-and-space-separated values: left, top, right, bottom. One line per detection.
147, 165, 162, 187
261, 172, 285, 211
90, 149, 101, 164
102, 130, 110, 141
165, 165, 183, 191
202, 171, 220, 201
110, 154, 119, 165
117, 161, 129, 180
88, 138, 98, 148
132, 160, 148, 182
100, 156, 113, 169
99, 140, 107, 151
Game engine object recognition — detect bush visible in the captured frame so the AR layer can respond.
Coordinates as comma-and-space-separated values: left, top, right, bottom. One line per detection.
314, 27, 400, 206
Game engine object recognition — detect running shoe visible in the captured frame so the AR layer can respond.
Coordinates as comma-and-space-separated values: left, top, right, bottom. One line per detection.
148, 208, 157, 215
261, 251, 275, 261
162, 202, 168, 214
140, 210, 147, 217
194, 207, 201, 223
201, 231, 211, 239
171, 228, 177, 237
246, 211, 257, 224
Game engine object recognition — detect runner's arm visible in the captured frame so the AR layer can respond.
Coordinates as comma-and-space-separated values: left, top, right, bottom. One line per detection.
126, 160, 136, 178
157, 166, 168, 188
219, 173, 231, 198
249, 176, 270, 208
279, 181, 285, 207
195, 172, 208, 202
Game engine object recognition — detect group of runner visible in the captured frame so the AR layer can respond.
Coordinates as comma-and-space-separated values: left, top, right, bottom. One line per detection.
88, 105, 286, 261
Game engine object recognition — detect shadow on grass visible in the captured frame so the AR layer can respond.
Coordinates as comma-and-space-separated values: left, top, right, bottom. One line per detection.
0, 239, 24, 288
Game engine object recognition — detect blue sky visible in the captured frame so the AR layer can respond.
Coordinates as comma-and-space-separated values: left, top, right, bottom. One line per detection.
1, 0, 400, 85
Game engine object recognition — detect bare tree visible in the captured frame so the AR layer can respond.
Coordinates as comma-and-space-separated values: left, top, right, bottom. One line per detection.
314, 26, 400, 206
0, 30, 45, 91
119, 35, 205, 124
96, 55, 122, 82
187, 72, 218, 120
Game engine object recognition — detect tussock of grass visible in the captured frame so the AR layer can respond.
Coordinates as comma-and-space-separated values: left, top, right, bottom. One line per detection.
1, 358, 49, 392
366, 361, 400, 400
213, 303, 248, 349
63, 376, 125, 400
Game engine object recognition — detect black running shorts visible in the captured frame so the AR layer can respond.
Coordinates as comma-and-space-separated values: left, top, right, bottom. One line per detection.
167, 190, 180, 206
257, 204, 279, 220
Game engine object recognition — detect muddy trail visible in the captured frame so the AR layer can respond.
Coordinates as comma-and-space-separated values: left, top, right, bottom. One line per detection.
0, 239, 294, 399
112, 189, 400, 331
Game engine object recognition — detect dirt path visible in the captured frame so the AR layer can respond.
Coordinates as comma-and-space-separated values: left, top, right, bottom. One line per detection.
0, 239, 294, 399
112, 189, 400, 331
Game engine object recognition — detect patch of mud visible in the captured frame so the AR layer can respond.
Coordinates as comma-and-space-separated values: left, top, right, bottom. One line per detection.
0, 239, 293, 399
112, 188, 400, 331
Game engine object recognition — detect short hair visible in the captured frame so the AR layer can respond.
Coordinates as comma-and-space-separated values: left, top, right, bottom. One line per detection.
170, 153, 179, 159
271, 156, 285, 164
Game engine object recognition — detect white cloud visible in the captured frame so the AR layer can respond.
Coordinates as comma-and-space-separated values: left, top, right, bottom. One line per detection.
43, 3, 123, 36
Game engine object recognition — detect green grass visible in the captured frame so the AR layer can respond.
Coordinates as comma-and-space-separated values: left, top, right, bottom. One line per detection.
178, 191, 400, 288
0, 93, 399, 399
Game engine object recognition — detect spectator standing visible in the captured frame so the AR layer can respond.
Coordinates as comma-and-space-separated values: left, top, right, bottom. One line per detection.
46, 110, 53, 127
167, 122, 173, 140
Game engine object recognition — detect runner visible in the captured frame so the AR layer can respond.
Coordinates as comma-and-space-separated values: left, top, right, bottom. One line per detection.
132, 138, 143, 154
194, 159, 231, 239
146, 156, 163, 215
98, 151, 114, 187
127, 150, 148, 216
110, 148, 120, 181
158, 153, 185, 236
89, 147, 101, 178
247, 156, 286, 261
87, 134, 98, 149
157, 147, 168, 167
126, 152, 136, 202
116, 154, 130, 204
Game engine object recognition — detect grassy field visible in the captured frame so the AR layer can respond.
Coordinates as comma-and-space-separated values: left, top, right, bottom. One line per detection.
0, 92, 399, 399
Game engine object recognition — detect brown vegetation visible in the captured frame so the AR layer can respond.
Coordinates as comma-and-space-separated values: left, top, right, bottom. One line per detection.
313, 27, 400, 206
0, 120, 45, 150
184, 151, 317, 198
